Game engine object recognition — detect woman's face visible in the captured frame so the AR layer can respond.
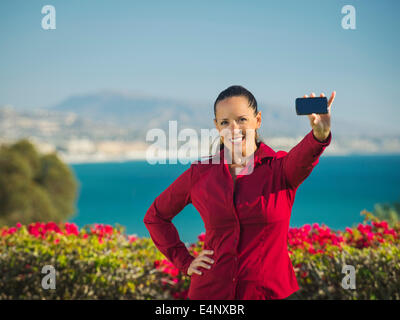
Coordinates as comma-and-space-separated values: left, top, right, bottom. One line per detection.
214, 96, 261, 158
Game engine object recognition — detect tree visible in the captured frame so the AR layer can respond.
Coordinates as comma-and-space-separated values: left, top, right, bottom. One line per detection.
0, 139, 78, 226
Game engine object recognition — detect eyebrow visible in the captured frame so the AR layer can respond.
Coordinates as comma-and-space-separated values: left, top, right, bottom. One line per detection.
219, 115, 248, 121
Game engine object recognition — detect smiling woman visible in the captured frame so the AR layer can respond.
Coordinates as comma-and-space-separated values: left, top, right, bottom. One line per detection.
143, 85, 334, 300
211, 86, 264, 179
212, 86, 262, 163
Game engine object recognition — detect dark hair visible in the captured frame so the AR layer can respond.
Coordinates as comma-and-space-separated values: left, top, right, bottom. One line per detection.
214, 85, 258, 119
211, 85, 263, 153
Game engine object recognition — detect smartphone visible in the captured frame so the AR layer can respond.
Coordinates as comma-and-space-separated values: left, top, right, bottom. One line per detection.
295, 97, 328, 115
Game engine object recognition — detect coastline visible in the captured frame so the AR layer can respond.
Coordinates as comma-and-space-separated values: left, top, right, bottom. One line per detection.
60, 151, 400, 165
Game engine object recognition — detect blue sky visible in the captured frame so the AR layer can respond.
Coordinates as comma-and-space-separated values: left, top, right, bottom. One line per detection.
0, 0, 399, 132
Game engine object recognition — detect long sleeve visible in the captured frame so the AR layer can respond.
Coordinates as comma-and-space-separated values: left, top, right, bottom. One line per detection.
143, 162, 197, 276
282, 129, 332, 190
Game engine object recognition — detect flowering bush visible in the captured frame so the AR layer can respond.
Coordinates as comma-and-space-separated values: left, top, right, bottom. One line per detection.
287, 211, 398, 254
0, 209, 399, 299
0, 222, 165, 299
153, 210, 400, 300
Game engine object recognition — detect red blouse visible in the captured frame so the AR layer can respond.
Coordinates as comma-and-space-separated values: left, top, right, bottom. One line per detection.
143, 129, 332, 300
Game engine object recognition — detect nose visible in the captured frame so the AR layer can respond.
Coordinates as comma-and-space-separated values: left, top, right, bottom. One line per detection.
228, 120, 241, 133
230, 124, 244, 139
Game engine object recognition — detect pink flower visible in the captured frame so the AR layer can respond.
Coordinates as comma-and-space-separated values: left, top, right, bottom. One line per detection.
104, 225, 114, 235
65, 223, 79, 236
128, 235, 138, 243
198, 233, 205, 242
346, 227, 354, 234
7, 227, 17, 234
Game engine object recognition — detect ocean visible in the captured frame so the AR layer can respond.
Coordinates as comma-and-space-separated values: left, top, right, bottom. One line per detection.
68, 155, 400, 245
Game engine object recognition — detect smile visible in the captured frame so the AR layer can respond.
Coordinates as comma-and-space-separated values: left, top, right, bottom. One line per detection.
229, 135, 245, 144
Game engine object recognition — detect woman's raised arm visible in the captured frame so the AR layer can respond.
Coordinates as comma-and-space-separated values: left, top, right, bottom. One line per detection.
282, 91, 335, 190
282, 128, 332, 190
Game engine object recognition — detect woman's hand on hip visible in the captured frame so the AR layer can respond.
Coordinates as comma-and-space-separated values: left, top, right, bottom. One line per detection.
304, 91, 336, 142
187, 250, 215, 276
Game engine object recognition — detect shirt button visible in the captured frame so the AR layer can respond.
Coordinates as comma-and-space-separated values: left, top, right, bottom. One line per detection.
234, 257, 238, 261
233, 277, 236, 282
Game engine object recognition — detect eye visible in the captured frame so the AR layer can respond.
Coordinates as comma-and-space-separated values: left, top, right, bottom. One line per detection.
239, 117, 247, 122
221, 120, 228, 125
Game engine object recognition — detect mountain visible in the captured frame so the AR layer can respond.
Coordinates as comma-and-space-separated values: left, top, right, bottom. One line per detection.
45, 90, 397, 140
1, 91, 399, 159
46, 90, 212, 140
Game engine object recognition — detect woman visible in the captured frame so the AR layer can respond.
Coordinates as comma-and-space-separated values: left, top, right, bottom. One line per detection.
143, 85, 335, 300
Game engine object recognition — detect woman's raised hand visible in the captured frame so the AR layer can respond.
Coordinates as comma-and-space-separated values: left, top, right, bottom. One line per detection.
187, 250, 215, 276
304, 91, 336, 142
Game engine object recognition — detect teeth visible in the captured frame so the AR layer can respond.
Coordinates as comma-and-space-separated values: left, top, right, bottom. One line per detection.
230, 136, 244, 143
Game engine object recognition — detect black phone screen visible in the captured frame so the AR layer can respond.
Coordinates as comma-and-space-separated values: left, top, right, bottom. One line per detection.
296, 97, 328, 115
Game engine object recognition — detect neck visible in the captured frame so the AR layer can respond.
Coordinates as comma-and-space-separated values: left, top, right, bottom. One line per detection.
225, 143, 258, 166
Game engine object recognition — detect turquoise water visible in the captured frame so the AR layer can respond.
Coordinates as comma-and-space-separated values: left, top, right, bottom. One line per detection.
68, 156, 400, 244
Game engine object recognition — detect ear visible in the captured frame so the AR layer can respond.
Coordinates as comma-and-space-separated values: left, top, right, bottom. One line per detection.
256, 111, 262, 129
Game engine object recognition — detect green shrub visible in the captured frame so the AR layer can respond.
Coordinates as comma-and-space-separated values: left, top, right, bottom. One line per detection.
0, 210, 399, 300
0, 223, 175, 299
0, 139, 79, 226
